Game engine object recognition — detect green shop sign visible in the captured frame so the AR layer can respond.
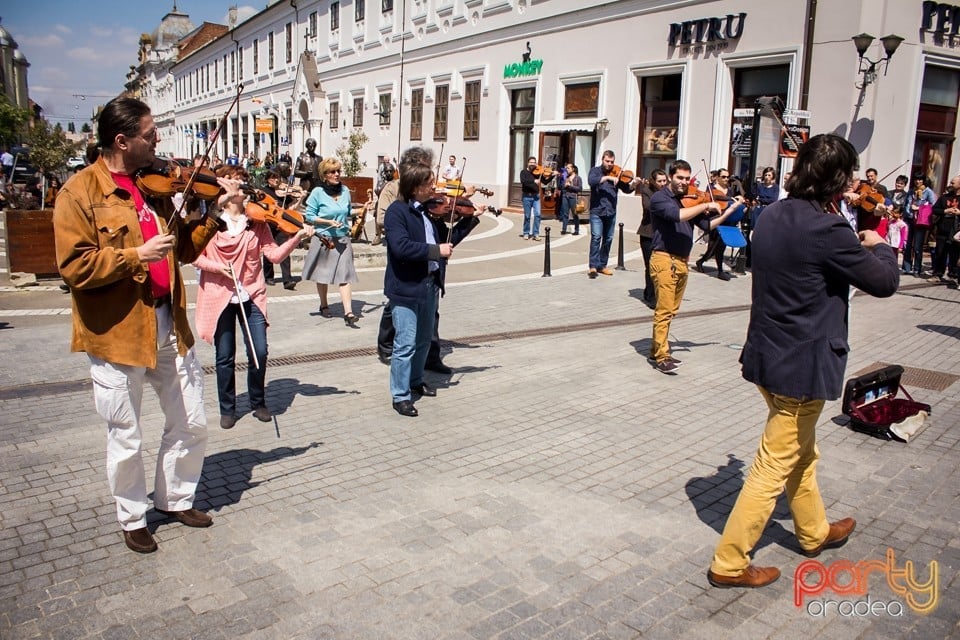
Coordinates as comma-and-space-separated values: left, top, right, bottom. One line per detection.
503, 59, 543, 78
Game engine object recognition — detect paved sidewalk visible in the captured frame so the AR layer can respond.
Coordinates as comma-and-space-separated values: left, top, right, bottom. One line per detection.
0, 264, 958, 639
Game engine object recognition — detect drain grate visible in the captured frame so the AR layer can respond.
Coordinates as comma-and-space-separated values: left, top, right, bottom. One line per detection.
853, 362, 959, 392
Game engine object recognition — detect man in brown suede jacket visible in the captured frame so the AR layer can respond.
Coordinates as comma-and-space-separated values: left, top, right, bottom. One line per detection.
54, 97, 234, 554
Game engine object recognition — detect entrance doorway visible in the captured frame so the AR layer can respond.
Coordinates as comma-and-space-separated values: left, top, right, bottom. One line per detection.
508, 88, 536, 207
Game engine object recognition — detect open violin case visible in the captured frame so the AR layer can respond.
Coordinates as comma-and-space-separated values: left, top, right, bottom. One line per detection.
841, 365, 931, 442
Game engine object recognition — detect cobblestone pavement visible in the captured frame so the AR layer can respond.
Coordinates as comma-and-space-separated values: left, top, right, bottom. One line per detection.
0, 253, 958, 639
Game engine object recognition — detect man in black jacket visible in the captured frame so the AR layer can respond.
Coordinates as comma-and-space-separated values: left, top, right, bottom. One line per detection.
707, 134, 900, 589
931, 174, 960, 281
382, 152, 478, 416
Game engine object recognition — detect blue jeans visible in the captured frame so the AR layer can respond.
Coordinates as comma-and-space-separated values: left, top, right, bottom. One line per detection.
522, 195, 541, 237
589, 212, 616, 269
560, 195, 579, 233
214, 301, 268, 416
389, 280, 439, 402
904, 221, 928, 274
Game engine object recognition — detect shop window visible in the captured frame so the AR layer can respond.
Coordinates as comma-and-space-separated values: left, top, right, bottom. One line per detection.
464, 80, 481, 140
564, 82, 599, 119
434, 84, 449, 141
410, 88, 423, 140
638, 74, 682, 179
914, 66, 960, 192
730, 64, 789, 181
330, 102, 340, 130
353, 96, 364, 127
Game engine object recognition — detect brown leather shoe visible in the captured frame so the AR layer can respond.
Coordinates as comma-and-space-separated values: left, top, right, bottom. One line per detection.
802, 518, 856, 557
123, 527, 158, 554
155, 507, 213, 528
252, 405, 272, 422
707, 565, 780, 589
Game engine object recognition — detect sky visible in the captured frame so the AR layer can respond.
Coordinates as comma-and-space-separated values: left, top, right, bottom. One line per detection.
2, 1, 259, 130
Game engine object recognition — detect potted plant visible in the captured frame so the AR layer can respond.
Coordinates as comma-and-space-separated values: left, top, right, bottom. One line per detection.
3, 118, 80, 276
335, 130, 373, 197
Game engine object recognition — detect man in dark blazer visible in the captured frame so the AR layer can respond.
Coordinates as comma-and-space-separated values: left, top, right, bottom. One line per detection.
707, 134, 900, 589
383, 155, 478, 417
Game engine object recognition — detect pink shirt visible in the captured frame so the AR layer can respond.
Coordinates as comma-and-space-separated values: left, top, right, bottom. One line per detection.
111, 172, 171, 298
193, 218, 301, 343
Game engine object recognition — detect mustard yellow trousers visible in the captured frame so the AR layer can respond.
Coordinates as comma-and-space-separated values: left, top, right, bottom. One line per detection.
710, 387, 831, 576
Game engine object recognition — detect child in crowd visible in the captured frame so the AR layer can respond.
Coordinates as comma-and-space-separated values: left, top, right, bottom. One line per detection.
886, 207, 908, 257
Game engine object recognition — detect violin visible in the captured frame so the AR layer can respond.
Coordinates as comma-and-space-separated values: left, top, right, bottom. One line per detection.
423, 195, 479, 221
244, 192, 306, 235
136, 160, 226, 201
610, 165, 636, 184
532, 165, 554, 178
854, 182, 885, 213
681, 184, 712, 207
244, 191, 335, 249
439, 180, 494, 198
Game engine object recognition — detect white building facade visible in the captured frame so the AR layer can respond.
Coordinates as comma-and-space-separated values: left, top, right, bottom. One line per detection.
151, 0, 960, 208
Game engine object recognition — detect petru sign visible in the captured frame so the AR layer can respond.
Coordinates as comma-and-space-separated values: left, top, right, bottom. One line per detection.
795, 548, 939, 617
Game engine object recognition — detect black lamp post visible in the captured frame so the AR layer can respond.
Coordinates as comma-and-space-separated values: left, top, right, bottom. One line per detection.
852, 33, 905, 88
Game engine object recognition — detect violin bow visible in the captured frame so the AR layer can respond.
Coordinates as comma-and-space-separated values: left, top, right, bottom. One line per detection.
877, 159, 910, 185
446, 156, 467, 243
224, 262, 260, 371
173, 83, 245, 218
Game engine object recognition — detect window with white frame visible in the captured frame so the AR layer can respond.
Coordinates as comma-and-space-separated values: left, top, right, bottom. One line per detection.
410, 88, 423, 140
353, 96, 364, 127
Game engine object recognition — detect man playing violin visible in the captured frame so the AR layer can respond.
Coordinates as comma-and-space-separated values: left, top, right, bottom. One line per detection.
587, 150, 641, 277
382, 149, 479, 417
53, 97, 233, 554
519, 156, 542, 240
647, 159, 743, 374
845, 170, 890, 234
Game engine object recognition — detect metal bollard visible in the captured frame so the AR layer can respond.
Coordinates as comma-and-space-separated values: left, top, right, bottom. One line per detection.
542, 226, 552, 277
616, 222, 626, 270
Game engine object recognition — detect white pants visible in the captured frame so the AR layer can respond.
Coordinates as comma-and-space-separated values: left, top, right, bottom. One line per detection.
89, 305, 208, 530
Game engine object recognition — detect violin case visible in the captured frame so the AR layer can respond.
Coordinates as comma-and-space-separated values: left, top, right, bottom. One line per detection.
841, 365, 930, 442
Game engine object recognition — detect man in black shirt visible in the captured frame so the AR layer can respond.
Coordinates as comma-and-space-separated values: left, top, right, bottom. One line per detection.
648, 160, 742, 373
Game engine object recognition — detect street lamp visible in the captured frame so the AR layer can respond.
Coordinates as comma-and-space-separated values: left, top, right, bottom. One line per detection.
852, 33, 904, 88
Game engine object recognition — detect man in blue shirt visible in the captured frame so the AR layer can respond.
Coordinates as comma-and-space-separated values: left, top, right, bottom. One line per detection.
587, 150, 641, 277
647, 159, 743, 373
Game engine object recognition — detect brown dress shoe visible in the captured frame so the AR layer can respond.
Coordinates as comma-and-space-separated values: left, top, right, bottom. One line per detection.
155, 508, 213, 528
123, 527, 158, 554
802, 518, 856, 557
252, 405, 272, 422
708, 565, 780, 588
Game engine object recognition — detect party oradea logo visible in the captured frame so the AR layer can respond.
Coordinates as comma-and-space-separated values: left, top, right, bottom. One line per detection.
795, 548, 938, 617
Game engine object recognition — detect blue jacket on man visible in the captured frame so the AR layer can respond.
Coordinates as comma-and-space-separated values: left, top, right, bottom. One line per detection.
383, 200, 478, 307
742, 198, 900, 400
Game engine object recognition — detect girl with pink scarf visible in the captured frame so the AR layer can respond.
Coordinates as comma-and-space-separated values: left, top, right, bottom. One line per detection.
193, 166, 313, 429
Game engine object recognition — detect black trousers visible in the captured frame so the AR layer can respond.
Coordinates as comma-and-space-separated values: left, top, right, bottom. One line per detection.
639, 236, 655, 302
262, 225, 293, 283
378, 302, 442, 364
698, 230, 727, 271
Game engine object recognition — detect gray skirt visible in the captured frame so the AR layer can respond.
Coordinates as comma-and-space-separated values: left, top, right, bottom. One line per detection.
301, 236, 359, 284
